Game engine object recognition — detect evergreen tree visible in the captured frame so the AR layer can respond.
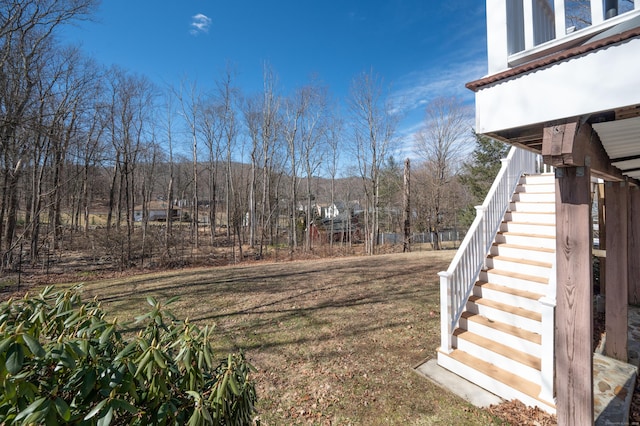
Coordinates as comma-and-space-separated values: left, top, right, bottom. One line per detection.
458, 133, 509, 226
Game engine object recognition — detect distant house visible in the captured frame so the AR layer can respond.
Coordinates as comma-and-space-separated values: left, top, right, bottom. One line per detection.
134, 201, 179, 222
324, 202, 345, 218
311, 213, 362, 243
325, 201, 365, 218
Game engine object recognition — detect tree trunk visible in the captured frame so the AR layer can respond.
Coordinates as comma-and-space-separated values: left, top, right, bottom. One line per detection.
403, 158, 411, 253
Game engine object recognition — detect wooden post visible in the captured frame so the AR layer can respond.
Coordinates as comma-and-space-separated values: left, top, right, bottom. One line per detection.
605, 181, 628, 362
555, 166, 593, 426
629, 186, 640, 305
598, 183, 606, 297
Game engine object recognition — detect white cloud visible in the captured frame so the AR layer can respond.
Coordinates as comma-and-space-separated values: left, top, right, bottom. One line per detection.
389, 59, 486, 117
389, 59, 487, 160
190, 13, 211, 35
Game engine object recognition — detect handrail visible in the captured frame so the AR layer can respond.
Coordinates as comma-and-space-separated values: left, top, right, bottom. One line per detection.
538, 256, 557, 403
438, 146, 538, 353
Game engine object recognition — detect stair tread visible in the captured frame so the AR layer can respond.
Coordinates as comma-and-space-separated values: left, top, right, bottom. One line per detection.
453, 329, 541, 370
515, 187, 554, 191
483, 268, 549, 284
476, 280, 544, 301
441, 349, 549, 405
511, 200, 555, 203
487, 255, 552, 268
492, 242, 555, 254
498, 231, 555, 240
515, 191, 555, 195
461, 311, 541, 344
503, 220, 554, 226
507, 210, 555, 215
468, 295, 542, 321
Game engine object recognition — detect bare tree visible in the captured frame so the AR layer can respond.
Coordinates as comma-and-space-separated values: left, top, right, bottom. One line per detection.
403, 158, 411, 252
564, 0, 634, 29
104, 67, 156, 265
200, 94, 224, 245
348, 69, 398, 255
243, 95, 261, 249
325, 111, 343, 251
414, 96, 471, 250
298, 80, 329, 252
176, 78, 202, 250
258, 65, 281, 256
215, 67, 241, 259
0, 0, 97, 269
282, 85, 304, 253
79, 74, 107, 238
161, 91, 176, 257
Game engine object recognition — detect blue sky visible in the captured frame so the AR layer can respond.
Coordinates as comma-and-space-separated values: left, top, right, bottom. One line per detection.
60, 1, 488, 157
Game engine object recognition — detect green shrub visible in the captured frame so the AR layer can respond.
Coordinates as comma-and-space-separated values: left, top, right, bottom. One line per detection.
0, 286, 257, 425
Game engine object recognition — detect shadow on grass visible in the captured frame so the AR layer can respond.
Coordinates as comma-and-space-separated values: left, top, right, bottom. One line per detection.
83, 252, 446, 353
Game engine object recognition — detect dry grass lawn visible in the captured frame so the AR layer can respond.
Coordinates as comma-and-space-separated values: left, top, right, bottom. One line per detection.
60, 250, 505, 425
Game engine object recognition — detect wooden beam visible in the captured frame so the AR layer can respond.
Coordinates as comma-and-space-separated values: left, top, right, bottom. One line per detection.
598, 183, 607, 296
605, 181, 629, 362
629, 187, 640, 304
555, 166, 594, 426
541, 119, 630, 182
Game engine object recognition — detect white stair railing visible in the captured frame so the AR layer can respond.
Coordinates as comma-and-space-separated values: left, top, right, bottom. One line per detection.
438, 147, 538, 353
538, 257, 557, 403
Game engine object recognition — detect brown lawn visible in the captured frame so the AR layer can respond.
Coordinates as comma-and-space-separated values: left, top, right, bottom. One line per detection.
60, 250, 507, 425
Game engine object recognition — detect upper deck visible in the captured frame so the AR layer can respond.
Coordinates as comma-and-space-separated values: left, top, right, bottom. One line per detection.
487, 0, 640, 73
470, 0, 640, 173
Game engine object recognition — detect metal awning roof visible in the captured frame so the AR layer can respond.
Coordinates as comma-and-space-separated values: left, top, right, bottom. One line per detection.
593, 116, 640, 180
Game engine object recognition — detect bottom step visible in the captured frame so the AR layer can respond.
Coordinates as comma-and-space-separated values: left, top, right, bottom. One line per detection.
437, 349, 555, 414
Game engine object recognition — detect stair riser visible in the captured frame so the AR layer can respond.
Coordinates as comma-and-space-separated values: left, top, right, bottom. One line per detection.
494, 233, 555, 250
512, 192, 555, 203
509, 201, 555, 213
504, 211, 555, 224
480, 270, 548, 294
500, 222, 555, 236
465, 302, 541, 334
452, 336, 541, 385
490, 245, 555, 263
473, 285, 542, 312
437, 352, 556, 414
460, 316, 541, 354
519, 175, 555, 185
515, 184, 555, 194
485, 258, 552, 277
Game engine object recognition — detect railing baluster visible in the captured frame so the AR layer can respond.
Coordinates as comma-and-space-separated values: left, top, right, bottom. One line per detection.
554, 0, 566, 37
524, 0, 536, 49
591, 0, 605, 25
539, 258, 557, 403
439, 271, 452, 353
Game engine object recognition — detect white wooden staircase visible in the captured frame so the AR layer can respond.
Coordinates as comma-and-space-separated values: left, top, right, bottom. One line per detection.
438, 163, 557, 413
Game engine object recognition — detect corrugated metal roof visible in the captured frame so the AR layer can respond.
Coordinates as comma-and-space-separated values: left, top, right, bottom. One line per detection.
593, 116, 640, 179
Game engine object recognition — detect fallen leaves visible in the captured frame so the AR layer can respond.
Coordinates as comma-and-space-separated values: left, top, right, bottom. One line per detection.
487, 400, 557, 425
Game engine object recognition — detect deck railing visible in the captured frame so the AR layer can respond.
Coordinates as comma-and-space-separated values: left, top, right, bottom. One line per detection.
438, 146, 538, 354
538, 256, 557, 403
487, 0, 640, 73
